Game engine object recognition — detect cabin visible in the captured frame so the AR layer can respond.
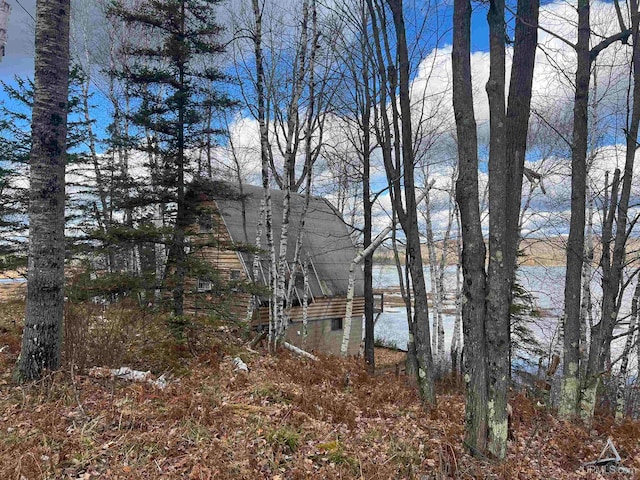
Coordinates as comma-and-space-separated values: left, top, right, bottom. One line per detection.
184, 180, 365, 356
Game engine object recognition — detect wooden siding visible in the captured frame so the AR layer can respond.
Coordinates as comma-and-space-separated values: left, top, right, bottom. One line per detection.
184, 201, 251, 318
184, 198, 364, 356
254, 297, 365, 325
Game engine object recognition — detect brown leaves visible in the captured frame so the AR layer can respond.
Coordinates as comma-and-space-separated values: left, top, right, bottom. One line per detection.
1, 303, 640, 479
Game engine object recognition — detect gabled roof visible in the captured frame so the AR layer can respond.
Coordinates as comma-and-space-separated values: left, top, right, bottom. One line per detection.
204, 181, 364, 299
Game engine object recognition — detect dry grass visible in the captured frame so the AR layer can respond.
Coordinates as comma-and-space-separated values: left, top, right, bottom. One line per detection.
0, 299, 639, 479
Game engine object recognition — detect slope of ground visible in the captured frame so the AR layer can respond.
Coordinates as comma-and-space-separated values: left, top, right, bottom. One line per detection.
0, 300, 639, 479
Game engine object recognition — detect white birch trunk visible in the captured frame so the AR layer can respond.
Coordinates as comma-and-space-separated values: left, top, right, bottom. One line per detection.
615, 279, 640, 420
284, 341, 318, 361
340, 261, 357, 356
275, 191, 291, 343
436, 179, 456, 363
341, 192, 428, 357
266, 191, 277, 351
423, 184, 441, 357
580, 185, 594, 372
302, 260, 309, 344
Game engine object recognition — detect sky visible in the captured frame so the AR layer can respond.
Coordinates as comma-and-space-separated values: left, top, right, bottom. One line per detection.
0, 0, 34, 79
1, 0, 638, 240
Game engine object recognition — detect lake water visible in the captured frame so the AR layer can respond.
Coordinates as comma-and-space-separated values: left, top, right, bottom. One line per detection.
0, 278, 26, 283
372, 264, 634, 365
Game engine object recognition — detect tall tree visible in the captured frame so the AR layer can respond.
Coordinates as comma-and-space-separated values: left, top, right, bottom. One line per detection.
17, 0, 71, 381
582, 0, 640, 419
365, 0, 436, 406
109, 0, 232, 317
452, 0, 538, 458
452, 0, 488, 454
240, 0, 336, 349
327, 0, 377, 369
558, 0, 632, 420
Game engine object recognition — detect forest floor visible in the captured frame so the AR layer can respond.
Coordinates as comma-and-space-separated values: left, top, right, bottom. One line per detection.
0, 297, 639, 479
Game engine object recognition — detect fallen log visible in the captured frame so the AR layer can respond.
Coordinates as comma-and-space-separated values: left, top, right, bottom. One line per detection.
283, 342, 318, 361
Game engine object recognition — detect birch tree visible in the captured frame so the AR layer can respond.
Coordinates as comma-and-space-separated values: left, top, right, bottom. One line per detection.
239, 0, 336, 349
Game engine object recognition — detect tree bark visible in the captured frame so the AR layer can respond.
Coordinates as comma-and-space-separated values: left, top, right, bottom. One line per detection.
365, 0, 434, 405
615, 279, 639, 421
485, 0, 539, 458
361, 2, 375, 370
582, 0, 640, 419
579, 183, 594, 376
451, 204, 463, 376
423, 181, 443, 367
452, 0, 488, 455
558, 0, 590, 420
453, 0, 537, 458
251, 0, 278, 351
18, 0, 71, 381
485, 0, 511, 458
171, 0, 187, 317
388, 0, 436, 407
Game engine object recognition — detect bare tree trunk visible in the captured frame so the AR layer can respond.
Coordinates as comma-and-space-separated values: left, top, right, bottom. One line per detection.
388, 0, 436, 407
18, 0, 71, 381
171, 1, 187, 317
615, 279, 640, 421
251, 0, 278, 351
302, 260, 309, 345
437, 175, 457, 364
361, 3, 375, 370
580, 184, 594, 376
423, 181, 441, 361
582, 0, 640, 422
484, 0, 511, 458
580, 7, 638, 417
282, 4, 319, 344
365, 0, 435, 405
453, 0, 537, 458
451, 205, 463, 376
559, 0, 632, 421
246, 200, 265, 323
452, 0, 488, 454
485, 0, 539, 458
558, 0, 591, 420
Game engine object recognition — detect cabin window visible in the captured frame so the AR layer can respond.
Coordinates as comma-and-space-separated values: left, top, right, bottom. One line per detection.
198, 213, 213, 233
230, 269, 241, 281
197, 278, 212, 292
331, 318, 343, 331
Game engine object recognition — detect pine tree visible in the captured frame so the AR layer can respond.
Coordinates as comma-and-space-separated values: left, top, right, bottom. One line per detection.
108, 0, 234, 317
0, 69, 98, 273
